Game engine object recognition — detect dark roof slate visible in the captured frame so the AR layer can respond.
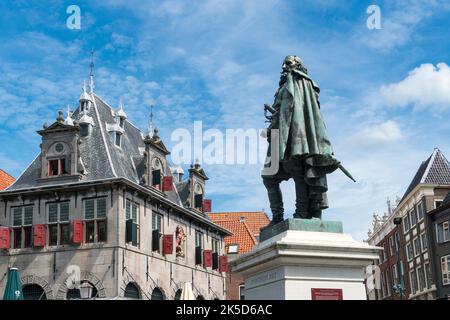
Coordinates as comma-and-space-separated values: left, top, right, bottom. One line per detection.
400, 149, 450, 203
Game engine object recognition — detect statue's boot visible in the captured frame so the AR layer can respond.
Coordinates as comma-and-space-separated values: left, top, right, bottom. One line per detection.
263, 177, 284, 225
293, 177, 310, 219
309, 197, 323, 219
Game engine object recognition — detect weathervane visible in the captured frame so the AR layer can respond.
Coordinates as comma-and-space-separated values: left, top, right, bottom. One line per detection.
148, 104, 154, 137
89, 49, 95, 93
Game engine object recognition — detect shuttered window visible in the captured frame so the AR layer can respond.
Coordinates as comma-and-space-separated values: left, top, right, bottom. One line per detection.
83, 197, 108, 244
125, 200, 138, 223
60, 202, 69, 222
11, 206, 34, 249
48, 203, 58, 223
84, 199, 95, 220
13, 207, 23, 226
97, 198, 107, 218
47, 202, 70, 223
24, 207, 33, 225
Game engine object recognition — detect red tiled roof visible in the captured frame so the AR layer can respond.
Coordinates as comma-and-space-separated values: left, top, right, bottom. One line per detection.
209, 211, 270, 254
0, 169, 15, 190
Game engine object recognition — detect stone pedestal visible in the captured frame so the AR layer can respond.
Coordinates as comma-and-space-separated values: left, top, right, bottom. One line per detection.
230, 219, 381, 300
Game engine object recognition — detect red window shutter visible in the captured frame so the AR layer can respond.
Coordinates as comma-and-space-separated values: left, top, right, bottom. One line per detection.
163, 234, 173, 255
0, 227, 10, 249
72, 220, 83, 244
219, 255, 228, 273
162, 176, 173, 191
33, 224, 46, 247
202, 199, 212, 213
203, 250, 212, 268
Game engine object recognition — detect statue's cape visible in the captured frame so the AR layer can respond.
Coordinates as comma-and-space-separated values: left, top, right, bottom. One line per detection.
277, 69, 340, 185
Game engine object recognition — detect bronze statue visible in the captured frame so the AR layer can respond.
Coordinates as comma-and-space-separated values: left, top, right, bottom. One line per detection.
262, 55, 354, 225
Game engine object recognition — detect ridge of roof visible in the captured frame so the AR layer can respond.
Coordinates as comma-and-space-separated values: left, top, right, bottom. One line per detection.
400, 148, 450, 203
92, 93, 117, 177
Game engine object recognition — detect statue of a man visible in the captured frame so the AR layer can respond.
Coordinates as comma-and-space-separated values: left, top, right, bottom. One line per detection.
262, 55, 347, 225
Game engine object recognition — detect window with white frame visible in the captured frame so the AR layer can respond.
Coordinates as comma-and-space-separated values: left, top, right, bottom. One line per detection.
392, 265, 399, 286
417, 266, 426, 291
409, 209, 417, 227
152, 212, 163, 252
420, 232, 428, 252
441, 255, 450, 286
125, 199, 138, 223
417, 201, 425, 221
436, 221, 450, 243
410, 270, 418, 294
83, 197, 108, 243
413, 237, 421, 257
11, 206, 33, 249
435, 200, 443, 209
389, 236, 395, 256
47, 202, 70, 246
424, 262, 433, 289
403, 215, 410, 233
394, 232, 400, 252
380, 272, 387, 298
406, 243, 414, 261
385, 270, 391, 296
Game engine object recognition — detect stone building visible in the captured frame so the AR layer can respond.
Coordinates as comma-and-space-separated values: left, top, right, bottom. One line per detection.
208, 211, 270, 300
427, 190, 450, 299
368, 148, 450, 300
0, 65, 231, 300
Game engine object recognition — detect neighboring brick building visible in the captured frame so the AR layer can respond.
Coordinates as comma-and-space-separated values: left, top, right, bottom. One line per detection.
208, 211, 270, 300
0, 169, 15, 190
0, 62, 231, 300
428, 191, 450, 299
368, 148, 450, 300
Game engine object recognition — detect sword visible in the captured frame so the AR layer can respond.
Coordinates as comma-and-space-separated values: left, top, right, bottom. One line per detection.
338, 164, 356, 182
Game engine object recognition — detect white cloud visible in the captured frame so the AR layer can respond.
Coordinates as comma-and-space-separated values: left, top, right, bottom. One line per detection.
357, 120, 403, 143
380, 63, 450, 110
359, 0, 446, 52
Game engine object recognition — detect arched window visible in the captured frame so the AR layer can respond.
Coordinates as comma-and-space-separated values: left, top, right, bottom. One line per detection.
151, 158, 164, 188
151, 287, 164, 300
124, 282, 140, 300
174, 289, 182, 300
196, 295, 205, 300
22, 284, 47, 300
66, 281, 98, 300
194, 183, 204, 209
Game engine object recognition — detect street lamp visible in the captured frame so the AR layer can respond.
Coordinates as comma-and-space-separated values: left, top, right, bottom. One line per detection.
79, 281, 93, 300
393, 217, 405, 300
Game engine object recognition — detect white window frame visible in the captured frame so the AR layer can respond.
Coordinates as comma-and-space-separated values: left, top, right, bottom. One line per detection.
417, 266, 425, 292
441, 255, 450, 286
47, 201, 70, 246
417, 201, 425, 222
424, 262, 432, 289
410, 270, 418, 295
409, 209, 417, 227
413, 237, 421, 257
435, 200, 443, 209
420, 232, 428, 253
436, 221, 450, 243
406, 242, 413, 261
403, 215, 410, 233
83, 197, 108, 243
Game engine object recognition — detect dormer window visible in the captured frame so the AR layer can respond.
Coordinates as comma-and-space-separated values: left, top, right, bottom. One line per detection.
48, 158, 67, 176
115, 132, 122, 147
119, 117, 124, 128
194, 183, 204, 210
151, 158, 163, 189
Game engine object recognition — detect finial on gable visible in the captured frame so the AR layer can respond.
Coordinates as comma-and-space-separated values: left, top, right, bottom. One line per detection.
89, 49, 95, 93
65, 104, 74, 126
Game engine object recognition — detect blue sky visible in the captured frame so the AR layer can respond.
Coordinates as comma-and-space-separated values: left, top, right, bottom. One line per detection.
1, 0, 450, 240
